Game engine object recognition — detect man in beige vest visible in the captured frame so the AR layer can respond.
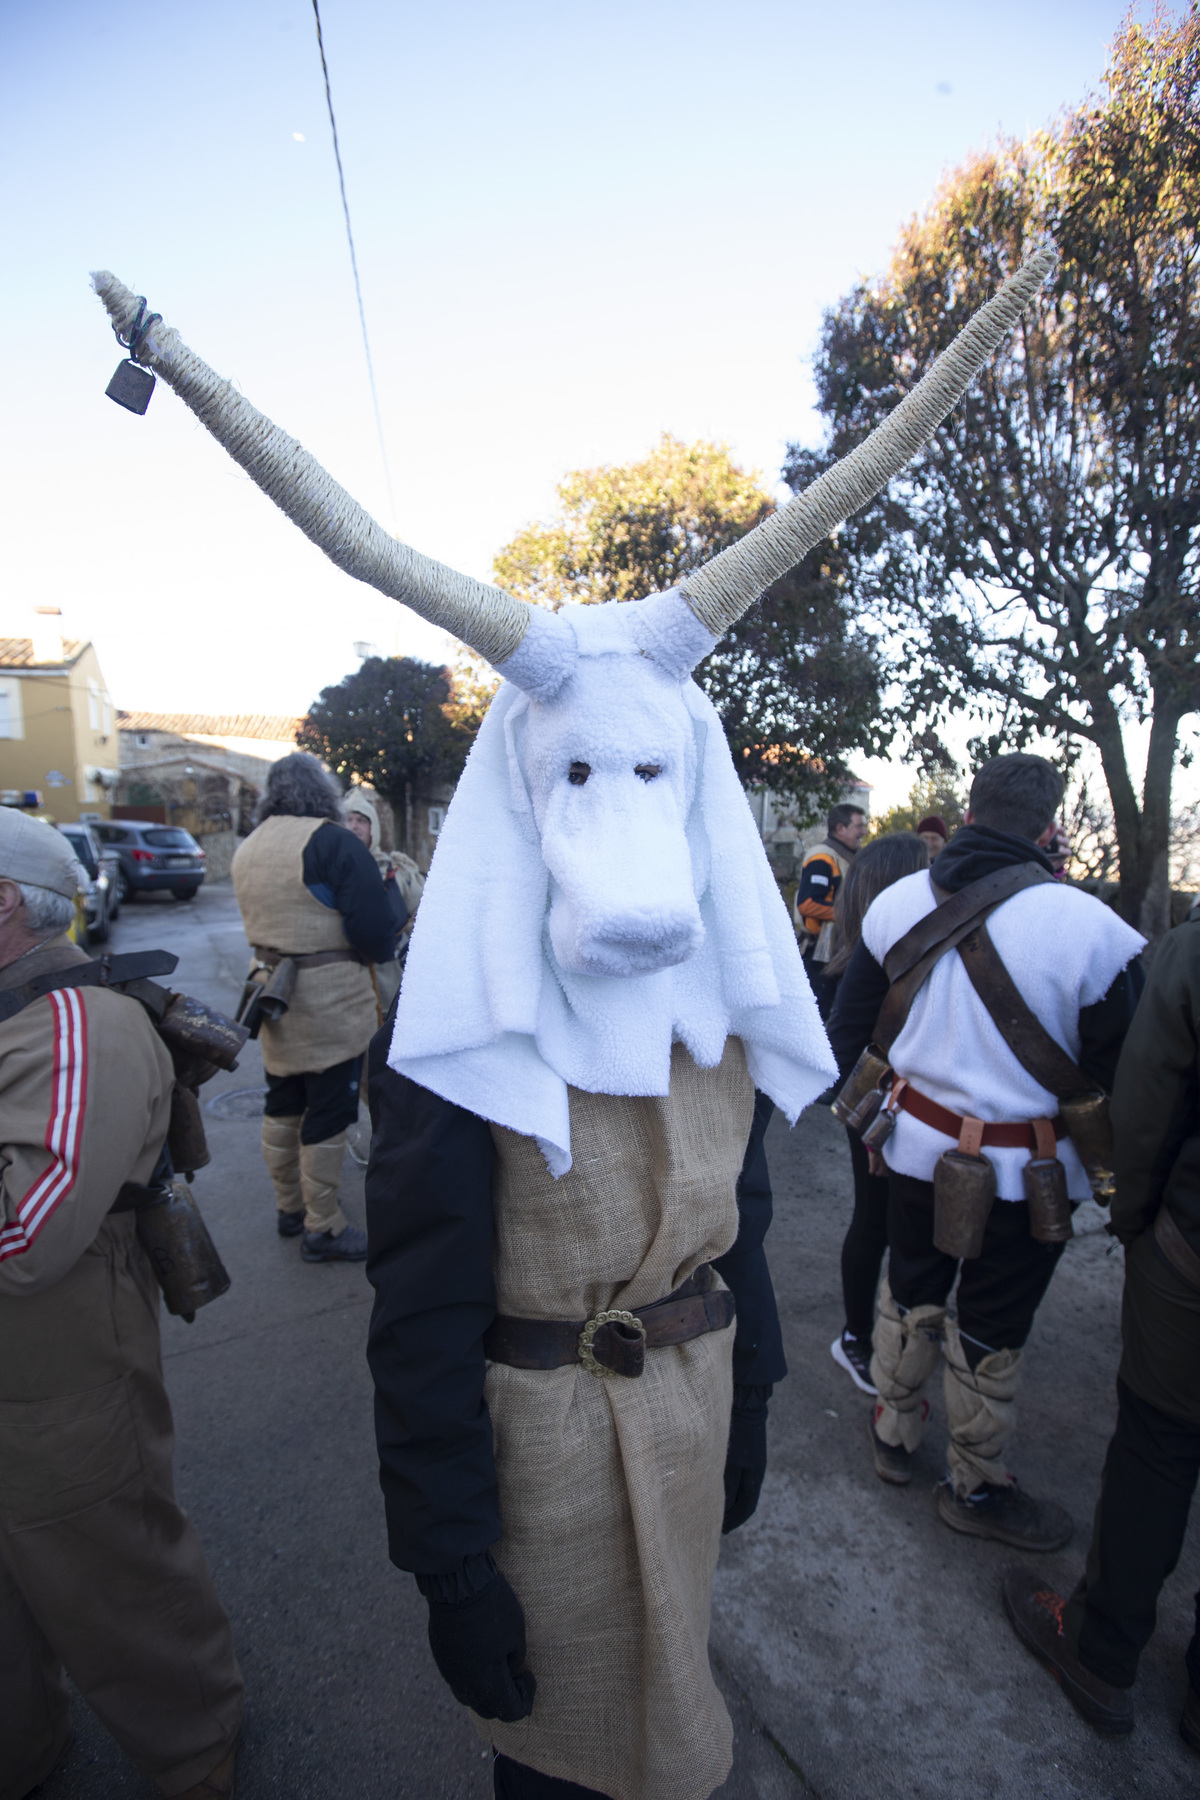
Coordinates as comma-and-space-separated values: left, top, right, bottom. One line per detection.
0, 810, 243, 1800
232, 754, 394, 1261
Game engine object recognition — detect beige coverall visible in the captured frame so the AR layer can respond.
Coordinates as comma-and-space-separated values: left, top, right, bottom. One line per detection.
0, 936, 244, 1800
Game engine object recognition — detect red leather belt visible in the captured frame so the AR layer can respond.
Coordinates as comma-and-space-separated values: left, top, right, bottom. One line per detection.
898, 1082, 1066, 1150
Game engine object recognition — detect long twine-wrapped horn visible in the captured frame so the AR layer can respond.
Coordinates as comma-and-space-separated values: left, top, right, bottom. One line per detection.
681, 244, 1056, 638
91, 272, 531, 669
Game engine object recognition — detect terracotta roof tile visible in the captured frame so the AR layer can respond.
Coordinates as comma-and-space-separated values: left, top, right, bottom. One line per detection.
116, 712, 302, 742
0, 637, 87, 668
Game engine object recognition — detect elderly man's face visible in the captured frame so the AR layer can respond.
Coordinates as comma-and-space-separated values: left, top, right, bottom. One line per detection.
919, 829, 946, 857
347, 813, 372, 849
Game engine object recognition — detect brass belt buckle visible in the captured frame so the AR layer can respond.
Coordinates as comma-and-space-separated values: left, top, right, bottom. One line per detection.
578, 1308, 646, 1378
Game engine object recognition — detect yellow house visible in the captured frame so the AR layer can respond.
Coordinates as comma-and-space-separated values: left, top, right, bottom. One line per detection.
0, 621, 120, 823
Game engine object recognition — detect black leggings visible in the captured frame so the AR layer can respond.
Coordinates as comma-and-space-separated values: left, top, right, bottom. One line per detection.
263, 1055, 362, 1143
493, 1753, 610, 1799
840, 1130, 890, 1341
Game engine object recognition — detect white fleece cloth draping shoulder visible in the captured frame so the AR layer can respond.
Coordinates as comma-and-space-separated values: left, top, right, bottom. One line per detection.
862, 871, 1145, 1200
389, 610, 834, 1175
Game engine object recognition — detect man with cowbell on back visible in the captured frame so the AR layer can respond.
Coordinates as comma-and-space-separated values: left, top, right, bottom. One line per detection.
232, 752, 394, 1260
0, 809, 243, 1800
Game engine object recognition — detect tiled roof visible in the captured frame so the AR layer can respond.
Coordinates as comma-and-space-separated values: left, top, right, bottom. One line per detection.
117, 712, 302, 742
0, 637, 87, 668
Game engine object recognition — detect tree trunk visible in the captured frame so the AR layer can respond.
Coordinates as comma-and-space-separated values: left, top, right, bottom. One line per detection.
404, 780, 413, 858
1134, 698, 1184, 946
1095, 696, 1181, 943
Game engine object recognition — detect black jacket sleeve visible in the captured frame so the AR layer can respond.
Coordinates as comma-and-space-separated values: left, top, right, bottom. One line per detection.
365, 1022, 501, 1575
1077, 962, 1145, 1094
712, 1090, 787, 1387
303, 821, 397, 964
1111, 926, 1200, 1246
825, 942, 888, 1081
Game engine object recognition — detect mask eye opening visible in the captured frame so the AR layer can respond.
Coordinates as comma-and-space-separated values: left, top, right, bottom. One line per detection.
568, 762, 591, 785
635, 763, 662, 782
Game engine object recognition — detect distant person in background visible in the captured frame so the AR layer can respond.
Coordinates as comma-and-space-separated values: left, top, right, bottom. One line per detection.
916, 815, 949, 861
232, 754, 394, 1262
794, 803, 867, 1019
825, 833, 930, 1394
343, 791, 425, 1014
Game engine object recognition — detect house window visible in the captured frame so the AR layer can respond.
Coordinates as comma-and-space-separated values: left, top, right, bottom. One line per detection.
0, 681, 23, 740
428, 806, 446, 836
101, 693, 112, 736
88, 680, 101, 732
136, 733, 150, 748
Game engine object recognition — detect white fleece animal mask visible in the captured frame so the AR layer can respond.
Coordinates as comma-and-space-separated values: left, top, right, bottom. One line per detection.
388, 593, 837, 1174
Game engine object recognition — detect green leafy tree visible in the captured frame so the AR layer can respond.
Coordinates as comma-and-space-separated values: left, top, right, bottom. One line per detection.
870, 776, 967, 840
495, 434, 885, 819
297, 656, 482, 853
796, 7, 1200, 935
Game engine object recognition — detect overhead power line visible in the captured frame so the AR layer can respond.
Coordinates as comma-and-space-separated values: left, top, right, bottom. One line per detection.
311, 0, 397, 531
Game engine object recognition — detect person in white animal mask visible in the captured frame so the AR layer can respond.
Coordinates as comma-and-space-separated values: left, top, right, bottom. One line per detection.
92, 250, 1055, 1800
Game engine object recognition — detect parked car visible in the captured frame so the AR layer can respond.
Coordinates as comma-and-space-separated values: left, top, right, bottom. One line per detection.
93, 820, 207, 901
57, 821, 116, 943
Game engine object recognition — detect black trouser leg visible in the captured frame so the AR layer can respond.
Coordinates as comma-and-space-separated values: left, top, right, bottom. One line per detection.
493, 1751, 611, 1799
1064, 1377, 1200, 1690
887, 1175, 1065, 1368
264, 1055, 362, 1143
841, 1130, 890, 1341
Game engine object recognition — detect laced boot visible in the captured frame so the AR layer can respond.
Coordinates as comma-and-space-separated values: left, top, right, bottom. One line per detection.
1001, 1567, 1132, 1735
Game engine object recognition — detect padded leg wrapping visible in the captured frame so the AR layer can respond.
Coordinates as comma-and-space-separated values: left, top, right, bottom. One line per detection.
261, 1114, 302, 1214
299, 1134, 348, 1237
869, 1280, 946, 1451
943, 1316, 1021, 1496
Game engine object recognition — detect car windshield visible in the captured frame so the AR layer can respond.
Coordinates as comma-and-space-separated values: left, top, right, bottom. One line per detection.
62, 832, 98, 877
142, 829, 197, 850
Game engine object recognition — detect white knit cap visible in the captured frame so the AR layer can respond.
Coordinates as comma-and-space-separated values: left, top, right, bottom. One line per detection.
0, 810, 84, 898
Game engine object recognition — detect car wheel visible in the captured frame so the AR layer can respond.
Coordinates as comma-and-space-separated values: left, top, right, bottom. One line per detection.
171, 886, 199, 901
119, 870, 135, 902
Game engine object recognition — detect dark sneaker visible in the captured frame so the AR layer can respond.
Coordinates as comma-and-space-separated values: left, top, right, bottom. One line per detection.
1001, 1566, 1134, 1735
301, 1224, 368, 1263
869, 1410, 912, 1485
1181, 1683, 1200, 1754
938, 1478, 1072, 1551
276, 1210, 305, 1238
831, 1331, 877, 1395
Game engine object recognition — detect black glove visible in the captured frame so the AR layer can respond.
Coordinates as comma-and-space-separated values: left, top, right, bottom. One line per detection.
425, 1570, 537, 1721
722, 1382, 773, 1534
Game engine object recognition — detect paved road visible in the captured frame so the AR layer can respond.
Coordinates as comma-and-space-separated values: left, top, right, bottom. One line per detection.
40, 885, 1199, 1799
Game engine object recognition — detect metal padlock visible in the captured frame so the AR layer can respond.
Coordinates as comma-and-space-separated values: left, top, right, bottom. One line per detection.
106, 358, 155, 414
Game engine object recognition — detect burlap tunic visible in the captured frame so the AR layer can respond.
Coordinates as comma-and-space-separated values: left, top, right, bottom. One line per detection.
480, 1037, 754, 1800
231, 815, 378, 1076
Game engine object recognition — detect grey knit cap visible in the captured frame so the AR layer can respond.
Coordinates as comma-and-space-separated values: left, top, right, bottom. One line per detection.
0, 810, 84, 898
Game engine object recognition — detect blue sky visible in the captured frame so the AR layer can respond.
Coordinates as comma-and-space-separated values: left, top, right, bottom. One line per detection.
1, 0, 1131, 751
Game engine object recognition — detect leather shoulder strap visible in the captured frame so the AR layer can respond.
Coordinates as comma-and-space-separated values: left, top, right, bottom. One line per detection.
0, 950, 178, 1027
882, 863, 1054, 984
873, 863, 1055, 1056
955, 921, 1091, 1100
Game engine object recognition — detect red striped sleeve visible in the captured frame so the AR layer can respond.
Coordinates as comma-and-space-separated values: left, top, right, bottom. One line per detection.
0, 988, 89, 1262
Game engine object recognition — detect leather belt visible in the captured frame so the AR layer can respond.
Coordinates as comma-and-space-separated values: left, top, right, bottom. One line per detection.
898, 1083, 1066, 1150
1154, 1205, 1200, 1291
254, 946, 359, 970
483, 1264, 734, 1379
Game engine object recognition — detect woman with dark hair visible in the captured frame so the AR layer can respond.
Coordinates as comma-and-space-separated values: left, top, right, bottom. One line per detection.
824, 832, 930, 1392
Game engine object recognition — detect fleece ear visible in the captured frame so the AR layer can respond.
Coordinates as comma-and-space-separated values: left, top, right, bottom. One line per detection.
627, 589, 719, 679
494, 607, 579, 699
